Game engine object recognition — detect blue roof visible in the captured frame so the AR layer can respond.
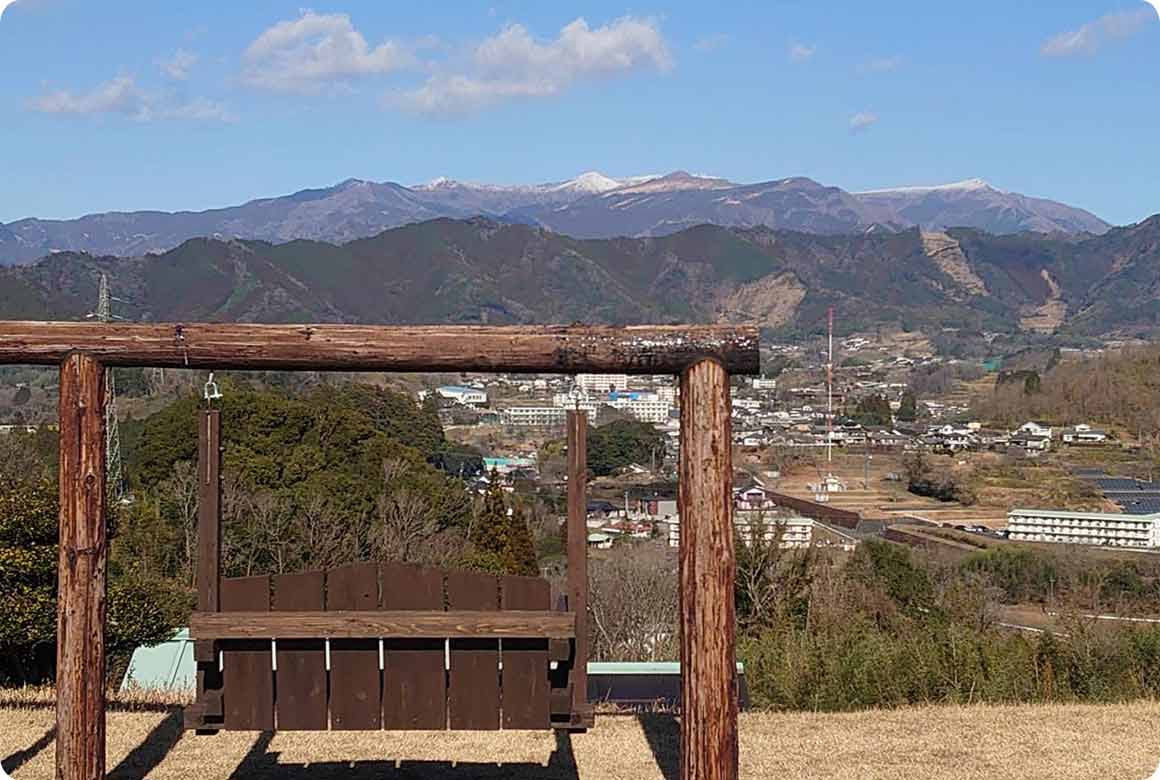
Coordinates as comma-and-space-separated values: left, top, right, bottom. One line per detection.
438, 385, 479, 393
1096, 478, 1148, 491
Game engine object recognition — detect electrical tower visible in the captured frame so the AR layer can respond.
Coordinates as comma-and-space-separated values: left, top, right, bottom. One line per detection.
93, 274, 124, 502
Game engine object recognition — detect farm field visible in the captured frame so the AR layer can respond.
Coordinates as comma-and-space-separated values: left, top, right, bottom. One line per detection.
3, 701, 1160, 779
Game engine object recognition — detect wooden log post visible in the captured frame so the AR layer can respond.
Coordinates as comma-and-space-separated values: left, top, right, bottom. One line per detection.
56, 353, 107, 780
678, 358, 738, 780
566, 410, 591, 728
197, 410, 222, 613
188, 410, 224, 731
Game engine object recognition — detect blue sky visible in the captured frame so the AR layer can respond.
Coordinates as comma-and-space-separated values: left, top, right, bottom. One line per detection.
0, 0, 1157, 225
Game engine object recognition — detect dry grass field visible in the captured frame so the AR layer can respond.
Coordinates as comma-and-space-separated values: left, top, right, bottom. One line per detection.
3, 699, 1160, 779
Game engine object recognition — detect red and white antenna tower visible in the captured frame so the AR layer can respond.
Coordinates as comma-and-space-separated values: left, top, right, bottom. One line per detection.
826, 306, 834, 466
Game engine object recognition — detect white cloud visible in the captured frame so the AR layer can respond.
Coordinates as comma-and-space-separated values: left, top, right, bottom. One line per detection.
32, 75, 234, 122
158, 97, 237, 123
1041, 8, 1154, 57
858, 56, 903, 73
243, 10, 414, 92
849, 111, 879, 133
156, 49, 198, 81
396, 16, 671, 117
788, 43, 815, 63
34, 76, 150, 118
694, 32, 728, 52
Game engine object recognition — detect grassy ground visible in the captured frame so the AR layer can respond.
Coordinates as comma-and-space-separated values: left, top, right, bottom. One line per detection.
3, 700, 1160, 779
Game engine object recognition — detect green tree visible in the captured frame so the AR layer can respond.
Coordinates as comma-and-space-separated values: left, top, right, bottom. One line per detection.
587, 419, 665, 477
466, 471, 538, 576
896, 390, 918, 422
0, 479, 183, 685
503, 504, 539, 577
851, 395, 893, 426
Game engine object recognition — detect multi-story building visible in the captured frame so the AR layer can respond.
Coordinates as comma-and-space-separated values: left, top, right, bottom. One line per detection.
500, 406, 567, 428
664, 510, 813, 549
606, 391, 672, 424
1006, 508, 1160, 549
576, 374, 628, 394
552, 392, 602, 416
436, 385, 488, 406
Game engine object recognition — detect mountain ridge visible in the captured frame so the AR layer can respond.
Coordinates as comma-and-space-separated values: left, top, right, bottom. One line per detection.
3, 215, 1156, 342
0, 172, 1111, 266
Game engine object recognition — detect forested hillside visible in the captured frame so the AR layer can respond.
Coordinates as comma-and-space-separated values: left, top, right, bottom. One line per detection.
2, 216, 1160, 341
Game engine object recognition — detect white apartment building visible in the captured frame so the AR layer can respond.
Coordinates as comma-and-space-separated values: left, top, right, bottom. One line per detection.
665, 511, 813, 549
552, 392, 602, 416
606, 392, 672, 424
576, 374, 629, 394
500, 406, 567, 428
1006, 508, 1160, 549
436, 385, 488, 406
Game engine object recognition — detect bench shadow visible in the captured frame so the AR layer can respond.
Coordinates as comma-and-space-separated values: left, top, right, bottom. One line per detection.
1, 726, 56, 775
637, 713, 679, 780
107, 708, 186, 780
230, 728, 580, 779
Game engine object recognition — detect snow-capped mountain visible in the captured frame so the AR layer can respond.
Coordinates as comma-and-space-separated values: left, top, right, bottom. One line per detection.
0, 172, 1111, 265
854, 179, 1109, 234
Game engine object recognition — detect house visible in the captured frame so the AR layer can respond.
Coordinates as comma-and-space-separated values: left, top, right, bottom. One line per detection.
1061, 424, 1109, 445
1018, 421, 1054, 439
1010, 433, 1051, 452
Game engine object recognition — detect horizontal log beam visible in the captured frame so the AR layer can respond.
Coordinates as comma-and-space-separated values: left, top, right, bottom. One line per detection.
189, 610, 576, 640
0, 322, 760, 375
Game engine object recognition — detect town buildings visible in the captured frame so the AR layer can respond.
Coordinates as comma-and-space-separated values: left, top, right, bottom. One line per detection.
1006, 508, 1160, 549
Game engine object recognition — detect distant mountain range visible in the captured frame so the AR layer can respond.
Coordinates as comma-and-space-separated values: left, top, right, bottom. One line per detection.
3, 215, 1157, 340
0, 172, 1112, 265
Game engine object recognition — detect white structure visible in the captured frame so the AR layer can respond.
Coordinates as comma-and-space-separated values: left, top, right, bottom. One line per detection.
552, 392, 602, 415
665, 511, 813, 549
576, 374, 628, 394
436, 385, 488, 406
500, 406, 567, 428
1007, 508, 1160, 549
1061, 424, 1109, 444
751, 378, 778, 391
1018, 421, 1054, 439
605, 391, 672, 424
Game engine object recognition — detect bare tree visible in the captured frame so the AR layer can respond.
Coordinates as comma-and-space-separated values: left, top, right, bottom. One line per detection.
161, 460, 199, 586
253, 490, 298, 575
299, 494, 359, 570
587, 544, 679, 662
373, 458, 441, 564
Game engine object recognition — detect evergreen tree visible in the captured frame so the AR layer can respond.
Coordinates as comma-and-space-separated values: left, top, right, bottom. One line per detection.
468, 470, 539, 576
897, 390, 918, 422
471, 469, 510, 559
503, 504, 539, 576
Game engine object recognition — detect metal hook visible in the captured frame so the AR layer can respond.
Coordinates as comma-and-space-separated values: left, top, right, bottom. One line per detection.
204, 372, 222, 406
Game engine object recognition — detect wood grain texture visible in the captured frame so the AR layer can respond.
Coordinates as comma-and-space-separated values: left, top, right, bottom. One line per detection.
326, 563, 382, 731
272, 570, 328, 730
190, 610, 575, 639
500, 576, 551, 730
55, 353, 106, 780
0, 322, 760, 375
447, 571, 501, 730
196, 411, 222, 613
220, 576, 274, 731
381, 563, 446, 730
565, 410, 590, 727
678, 358, 739, 780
